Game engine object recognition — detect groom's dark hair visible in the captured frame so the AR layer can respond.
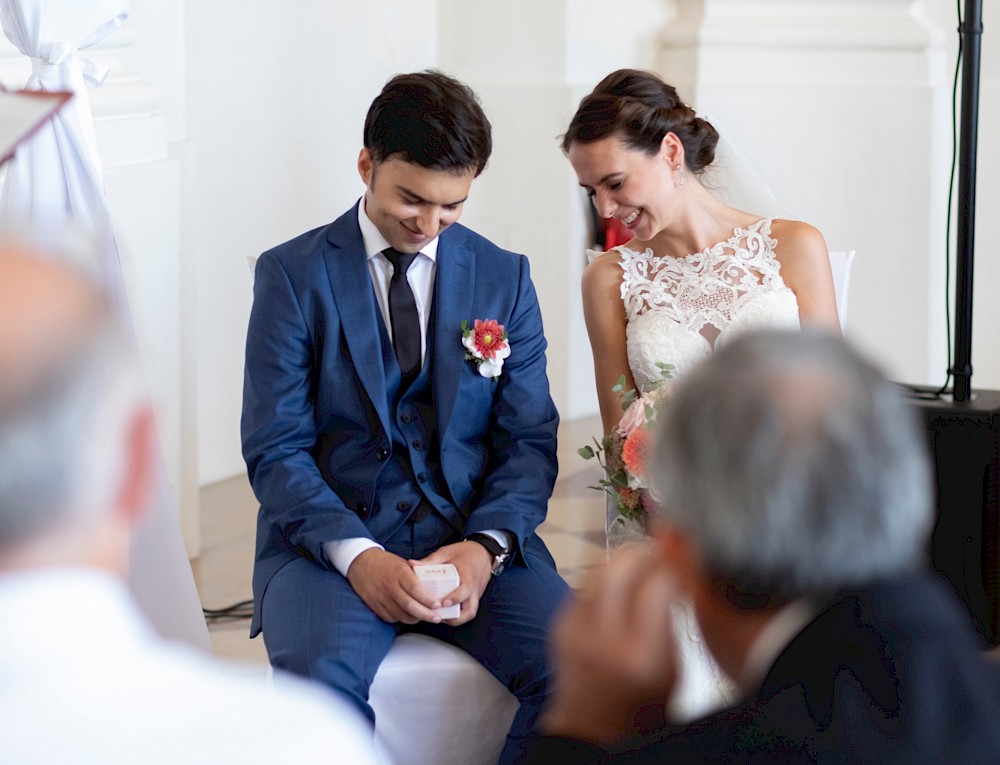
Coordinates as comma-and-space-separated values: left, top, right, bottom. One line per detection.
363, 70, 492, 177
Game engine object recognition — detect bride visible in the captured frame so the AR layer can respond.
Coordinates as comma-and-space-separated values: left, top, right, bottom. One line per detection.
562, 69, 841, 719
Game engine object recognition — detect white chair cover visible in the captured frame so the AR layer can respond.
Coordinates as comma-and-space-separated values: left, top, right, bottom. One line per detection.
0, 0, 209, 650
827, 249, 855, 333
369, 634, 518, 765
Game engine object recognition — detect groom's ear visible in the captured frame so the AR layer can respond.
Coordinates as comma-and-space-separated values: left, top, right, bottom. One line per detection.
358, 148, 374, 187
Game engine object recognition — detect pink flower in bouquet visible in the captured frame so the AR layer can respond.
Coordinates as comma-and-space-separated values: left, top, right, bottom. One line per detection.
621, 426, 652, 483
616, 398, 647, 437
578, 364, 674, 524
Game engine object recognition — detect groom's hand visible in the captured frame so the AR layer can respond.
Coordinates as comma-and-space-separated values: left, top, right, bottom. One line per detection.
411, 541, 492, 626
346, 548, 442, 625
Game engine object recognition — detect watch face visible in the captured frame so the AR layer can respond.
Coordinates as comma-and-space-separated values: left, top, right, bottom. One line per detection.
491, 552, 509, 576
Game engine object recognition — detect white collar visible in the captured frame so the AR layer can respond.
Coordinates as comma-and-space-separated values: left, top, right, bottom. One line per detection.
357, 197, 440, 262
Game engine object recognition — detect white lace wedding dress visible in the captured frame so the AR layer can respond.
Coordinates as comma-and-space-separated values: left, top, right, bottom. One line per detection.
589, 217, 800, 721
621, 217, 799, 389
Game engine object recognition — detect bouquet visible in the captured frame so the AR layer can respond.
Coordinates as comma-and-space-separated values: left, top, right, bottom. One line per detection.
578, 363, 674, 525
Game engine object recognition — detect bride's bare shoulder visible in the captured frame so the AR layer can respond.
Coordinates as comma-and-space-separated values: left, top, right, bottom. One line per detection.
767, 219, 826, 253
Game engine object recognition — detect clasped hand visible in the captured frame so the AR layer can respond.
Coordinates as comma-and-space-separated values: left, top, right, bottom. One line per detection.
346, 541, 493, 626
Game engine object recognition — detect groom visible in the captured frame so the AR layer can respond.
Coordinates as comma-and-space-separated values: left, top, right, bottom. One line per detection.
242, 70, 570, 763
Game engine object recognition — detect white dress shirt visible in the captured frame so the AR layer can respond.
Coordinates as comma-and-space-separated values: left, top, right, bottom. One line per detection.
324, 199, 508, 579
358, 198, 439, 366
0, 568, 379, 765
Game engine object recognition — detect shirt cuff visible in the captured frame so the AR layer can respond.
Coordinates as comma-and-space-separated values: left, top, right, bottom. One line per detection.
476, 529, 512, 552
324, 538, 385, 577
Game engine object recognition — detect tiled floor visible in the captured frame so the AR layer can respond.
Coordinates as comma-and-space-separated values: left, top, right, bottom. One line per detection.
191, 415, 607, 665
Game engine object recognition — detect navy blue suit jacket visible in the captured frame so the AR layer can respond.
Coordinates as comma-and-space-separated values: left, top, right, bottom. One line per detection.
242, 204, 559, 636
528, 574, 1000, 763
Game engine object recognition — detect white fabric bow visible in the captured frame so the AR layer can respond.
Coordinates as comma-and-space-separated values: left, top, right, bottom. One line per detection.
30, 39, 112, 89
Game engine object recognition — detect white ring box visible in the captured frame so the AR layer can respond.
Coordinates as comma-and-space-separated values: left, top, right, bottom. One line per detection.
413, 563, 460, 620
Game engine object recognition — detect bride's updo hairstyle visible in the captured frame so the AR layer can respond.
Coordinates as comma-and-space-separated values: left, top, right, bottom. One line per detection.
562, 69, 719, 175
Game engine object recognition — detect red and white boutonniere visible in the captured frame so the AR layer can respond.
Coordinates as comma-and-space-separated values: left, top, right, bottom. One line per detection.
461, 319, 510, 380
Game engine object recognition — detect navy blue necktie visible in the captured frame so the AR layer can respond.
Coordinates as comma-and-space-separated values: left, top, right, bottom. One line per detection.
383, 248, 421, 384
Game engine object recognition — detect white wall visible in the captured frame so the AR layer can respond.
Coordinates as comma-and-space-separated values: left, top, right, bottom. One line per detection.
182, 1, 438, 485
105, 0, 1000, 506
663, 0, 949, 385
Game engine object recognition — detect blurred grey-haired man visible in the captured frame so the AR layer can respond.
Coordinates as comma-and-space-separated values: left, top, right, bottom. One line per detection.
531, 329, 1000, 764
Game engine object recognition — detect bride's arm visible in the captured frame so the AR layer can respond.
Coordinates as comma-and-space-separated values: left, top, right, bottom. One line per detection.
582, 252, 636, 435
770, 220, 842, 334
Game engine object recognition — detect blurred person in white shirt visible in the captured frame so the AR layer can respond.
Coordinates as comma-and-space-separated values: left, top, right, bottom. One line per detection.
0, 237, 380, 765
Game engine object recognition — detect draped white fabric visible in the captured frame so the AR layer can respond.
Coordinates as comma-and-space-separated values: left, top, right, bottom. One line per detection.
0, 0, 209, 650
0, 0, 124, 237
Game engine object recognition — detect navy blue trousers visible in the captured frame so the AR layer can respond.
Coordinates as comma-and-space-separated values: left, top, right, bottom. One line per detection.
260, 513, 571, 765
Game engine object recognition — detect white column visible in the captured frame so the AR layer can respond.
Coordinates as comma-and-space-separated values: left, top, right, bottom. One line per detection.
81, 18, 202, 564
661, 0, 949, 384
89, 14, 209, 647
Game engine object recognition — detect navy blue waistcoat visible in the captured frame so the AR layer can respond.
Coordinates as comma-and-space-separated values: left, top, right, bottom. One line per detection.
374, 305, 464, 537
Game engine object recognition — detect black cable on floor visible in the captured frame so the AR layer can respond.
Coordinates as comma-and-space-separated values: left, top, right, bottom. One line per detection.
203, 598, 254, 621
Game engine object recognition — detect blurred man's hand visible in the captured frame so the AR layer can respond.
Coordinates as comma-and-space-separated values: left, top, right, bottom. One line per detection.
541, 544, 680, 745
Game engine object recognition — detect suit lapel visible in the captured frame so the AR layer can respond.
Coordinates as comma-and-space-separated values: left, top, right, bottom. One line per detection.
323, 212, 392, 434
432, 236, 476, 438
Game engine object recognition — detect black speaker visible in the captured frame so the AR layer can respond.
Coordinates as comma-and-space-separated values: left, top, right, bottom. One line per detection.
911, 390, 1000, 646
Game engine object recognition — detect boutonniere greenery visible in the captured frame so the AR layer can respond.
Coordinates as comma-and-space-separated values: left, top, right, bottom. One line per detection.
461, 319, 510, 380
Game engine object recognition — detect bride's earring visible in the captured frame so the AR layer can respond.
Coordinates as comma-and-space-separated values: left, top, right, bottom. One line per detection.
674, 163, 686, 188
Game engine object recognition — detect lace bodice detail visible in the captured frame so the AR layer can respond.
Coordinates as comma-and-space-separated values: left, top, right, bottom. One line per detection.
614, 218, 799, 389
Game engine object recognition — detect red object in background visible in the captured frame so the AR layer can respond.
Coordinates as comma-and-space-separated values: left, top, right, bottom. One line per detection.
603, 217, 632, 249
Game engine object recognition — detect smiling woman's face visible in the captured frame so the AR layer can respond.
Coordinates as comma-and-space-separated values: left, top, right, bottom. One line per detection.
567, 134, 678, 243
